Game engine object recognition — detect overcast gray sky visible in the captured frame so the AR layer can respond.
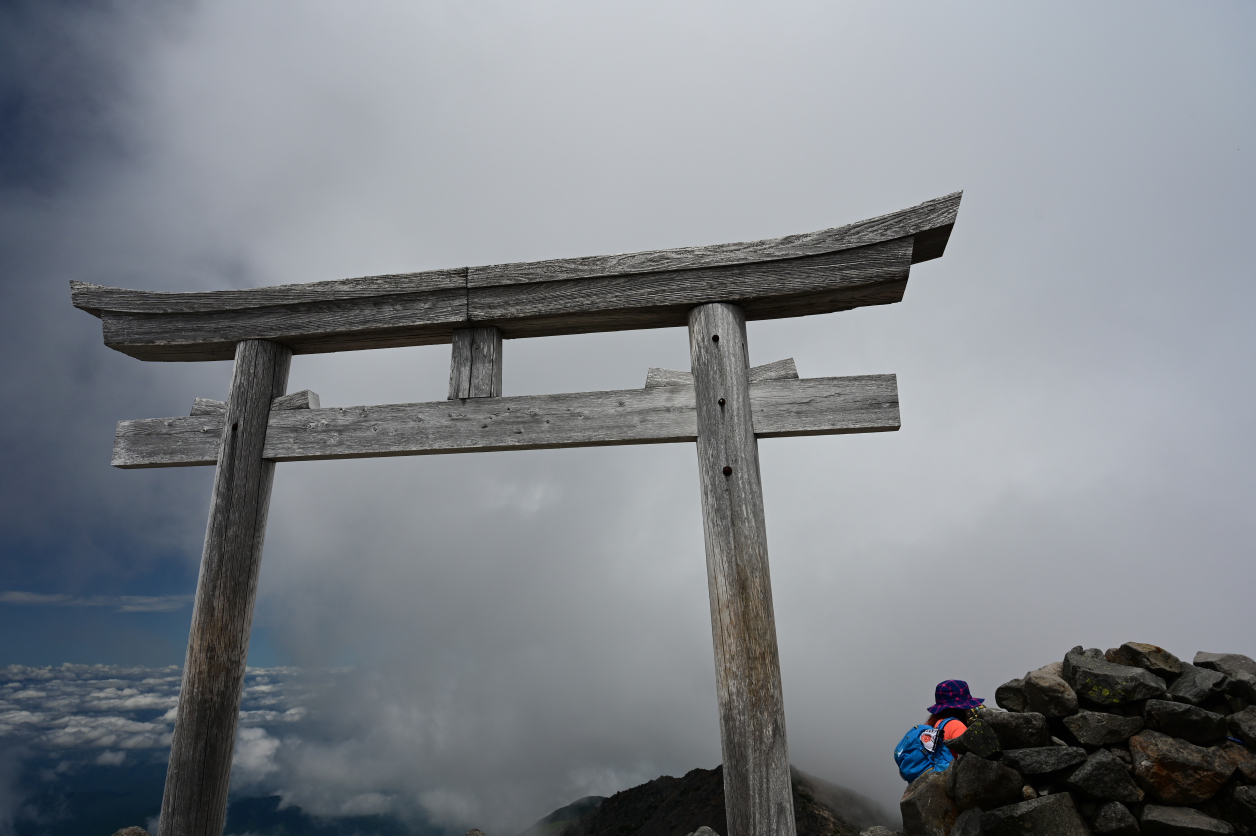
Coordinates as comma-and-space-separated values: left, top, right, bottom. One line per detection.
1, 0, 1254, 830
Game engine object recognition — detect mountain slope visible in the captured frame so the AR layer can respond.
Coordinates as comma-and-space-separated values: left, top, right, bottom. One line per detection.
523, 766, 892, 836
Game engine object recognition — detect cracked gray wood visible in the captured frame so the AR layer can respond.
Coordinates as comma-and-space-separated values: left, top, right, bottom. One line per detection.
689, 302, 794, 836
465, 237, 913, 341
159, 339, 290, 836
111, 374, 899, 468
646, 358, 798, 388
71, 193, 960, 361
448, 327, 503, 399
191, 390, 319, 416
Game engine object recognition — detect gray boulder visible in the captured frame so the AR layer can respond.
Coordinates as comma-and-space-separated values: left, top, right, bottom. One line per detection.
1141, 804, 1234, 835
1092, 801, 1140, 836
950, 808, 983, 836
1064, 747, 1144, 802
980, 792, 1091, 835
1144, 699, 1228, 744
996, 679, 1027, 713
1064, 646, 1168, 707
1035, 661, 1068, 678
1196, 653, 1256, 680
1000, 746, 1088, 775
109, 830, 151, 836
980, 707, 1050, 749
900, 770, 957, 836
1171, 665, 1232, 706
1229, 706, 1256, 746
946, 754, 1024, 811
1225, 672, 1256, 707
1108, 643, 1184, 679
1022, 670, 1079, 717
858, 829, 902, 836
994, 677, 1024, 707
1064, 709, 1145, 745
1226, 672, 1256, 704
1130, 730, 1236, 804
1220, 740, 1256, 784
1213, 783, 1256, 836
948, 719, 1002, 759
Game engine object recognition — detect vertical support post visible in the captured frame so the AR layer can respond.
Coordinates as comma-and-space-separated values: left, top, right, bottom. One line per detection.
159, 339, 291, 836
688, 303, 795, 836
448, 327, 503, 399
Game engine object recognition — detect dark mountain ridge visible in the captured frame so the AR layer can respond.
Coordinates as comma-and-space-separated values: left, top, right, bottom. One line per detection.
520, 765, 893, 836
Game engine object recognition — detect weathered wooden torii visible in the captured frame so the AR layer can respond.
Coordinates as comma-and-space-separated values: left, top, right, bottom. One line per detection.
72, 192, 961, 836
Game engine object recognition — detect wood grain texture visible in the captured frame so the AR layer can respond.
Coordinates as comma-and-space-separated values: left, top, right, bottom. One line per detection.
747, 358, 797, 383
191, 398, 226, 417
70, 268, 466, 314
688, 303, 795, 836
98, 287, 468, 362
645, 368, 695, 388
467, 237, 913, 341
646, 358, 798, 388
159, 340, 290, 836
271, 390, 320, 410
189, 390, 318, 416
467, 191, 960, 286
111, 375, 898, 468
72, 194, 959, 362
448, 327, 502, 399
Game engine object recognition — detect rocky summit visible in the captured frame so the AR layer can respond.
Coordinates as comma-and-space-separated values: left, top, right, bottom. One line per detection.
523, 764, 893, 836
881, 643, 1256, 836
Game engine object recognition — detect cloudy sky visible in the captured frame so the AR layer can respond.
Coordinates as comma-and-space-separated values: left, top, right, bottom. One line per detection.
1, 0, 1253, 832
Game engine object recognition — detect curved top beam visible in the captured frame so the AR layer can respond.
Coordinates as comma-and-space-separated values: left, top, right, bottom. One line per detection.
71, 192, 960, 361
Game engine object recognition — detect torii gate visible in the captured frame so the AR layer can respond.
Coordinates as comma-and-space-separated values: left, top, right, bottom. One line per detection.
72, 192, 961, 836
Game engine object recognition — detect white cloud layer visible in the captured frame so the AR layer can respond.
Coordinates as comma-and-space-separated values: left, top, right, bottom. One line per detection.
0, 591, 193, 612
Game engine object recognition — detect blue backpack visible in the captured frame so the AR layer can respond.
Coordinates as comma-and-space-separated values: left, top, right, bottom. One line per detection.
894, 719, 957, 783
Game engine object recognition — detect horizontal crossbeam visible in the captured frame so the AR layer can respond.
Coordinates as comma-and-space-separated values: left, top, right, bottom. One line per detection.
112, 374, 899, 468
71, 193, 960, 362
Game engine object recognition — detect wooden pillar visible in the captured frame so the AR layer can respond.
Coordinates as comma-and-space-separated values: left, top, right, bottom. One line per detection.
159, 339, 291, 836
688, 303, 795, 836
448, 327, 503, 399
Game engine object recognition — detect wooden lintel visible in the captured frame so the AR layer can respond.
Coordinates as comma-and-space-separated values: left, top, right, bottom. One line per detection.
112, 375, 899, 468
71, 194, 960, 362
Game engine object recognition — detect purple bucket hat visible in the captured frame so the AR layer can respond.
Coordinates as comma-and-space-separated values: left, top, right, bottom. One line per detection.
927, 679, 985, 714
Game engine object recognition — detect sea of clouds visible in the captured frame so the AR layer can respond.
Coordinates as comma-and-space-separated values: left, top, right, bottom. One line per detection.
0, 664, 329, 834
0, 661, 641, 836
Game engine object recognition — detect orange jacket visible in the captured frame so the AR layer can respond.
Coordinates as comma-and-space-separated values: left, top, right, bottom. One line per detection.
929, 715, 968, 743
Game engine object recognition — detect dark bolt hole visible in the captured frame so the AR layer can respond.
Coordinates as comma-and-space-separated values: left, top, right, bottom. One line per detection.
718, 398, 725, 407
231, 422, 238, 432
722, 465, 732, 476
712, 334, 719, 342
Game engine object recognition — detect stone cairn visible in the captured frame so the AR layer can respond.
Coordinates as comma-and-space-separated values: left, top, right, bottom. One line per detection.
875, 644, 1256, 836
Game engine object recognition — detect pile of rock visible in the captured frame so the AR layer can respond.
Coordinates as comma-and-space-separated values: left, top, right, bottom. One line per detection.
892, 644, 1256, 836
